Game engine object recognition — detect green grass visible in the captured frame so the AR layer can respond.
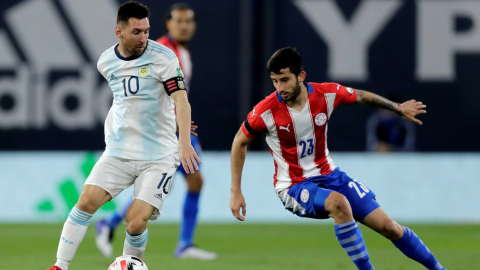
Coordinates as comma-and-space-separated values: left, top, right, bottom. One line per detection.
1, 223, 478, 269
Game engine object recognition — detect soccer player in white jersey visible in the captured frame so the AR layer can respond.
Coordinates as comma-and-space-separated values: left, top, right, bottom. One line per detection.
230, 48, 447, 270
47, 2, 200, 270
95, 3, 216, 260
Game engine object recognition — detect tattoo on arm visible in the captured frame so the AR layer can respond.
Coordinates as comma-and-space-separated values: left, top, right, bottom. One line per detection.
356, 90, 401, 114
356, 90, 364, 101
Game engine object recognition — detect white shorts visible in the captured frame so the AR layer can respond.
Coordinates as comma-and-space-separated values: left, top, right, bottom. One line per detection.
85, 154, 180, 219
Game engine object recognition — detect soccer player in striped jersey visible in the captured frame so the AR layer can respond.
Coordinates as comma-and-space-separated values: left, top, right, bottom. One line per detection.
230, 48, 446, 270
95, 3, 216, 260
48, 2, 200, 270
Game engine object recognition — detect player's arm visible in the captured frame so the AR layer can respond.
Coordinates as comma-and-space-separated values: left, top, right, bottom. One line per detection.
355, 90, 427, 125
230, 128, 254, 221
176, 120, 198, 136
171, 91, 201, 173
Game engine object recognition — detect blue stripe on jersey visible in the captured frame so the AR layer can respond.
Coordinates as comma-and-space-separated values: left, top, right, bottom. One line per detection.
106, 101, 127, 157
99, 47, 114, 60
149, 42, 176, 58
148, 47, 174, 60
141, 88, 162, 159
150, 47, 175, 60
149, 43, 176, 59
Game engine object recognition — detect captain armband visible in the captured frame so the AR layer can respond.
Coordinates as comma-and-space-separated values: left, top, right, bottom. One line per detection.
163, 77, 187, 95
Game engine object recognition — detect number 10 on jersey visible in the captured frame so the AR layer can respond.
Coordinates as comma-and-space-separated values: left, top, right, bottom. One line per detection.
123, 76, 140, 96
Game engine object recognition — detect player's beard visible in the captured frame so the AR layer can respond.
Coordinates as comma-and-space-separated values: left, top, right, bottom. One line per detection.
283, 80, 301, 102
132, 44, 146, 56
126, 41, 147, 56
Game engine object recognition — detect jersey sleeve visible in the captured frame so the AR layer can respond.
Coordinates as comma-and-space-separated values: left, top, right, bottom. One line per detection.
97, 57, 108, 80
241, 106, 268, 139
330, 83, 357, 108
153, 57, 187, 95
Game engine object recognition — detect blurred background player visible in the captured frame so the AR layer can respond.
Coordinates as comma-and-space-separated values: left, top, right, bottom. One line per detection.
365, 94, 416, 152
95, 3, 217, 260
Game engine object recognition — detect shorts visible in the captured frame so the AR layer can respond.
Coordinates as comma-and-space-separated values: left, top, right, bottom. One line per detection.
279, 168, 379, 222
85, 153, 180, 220
176, 134, 202, 176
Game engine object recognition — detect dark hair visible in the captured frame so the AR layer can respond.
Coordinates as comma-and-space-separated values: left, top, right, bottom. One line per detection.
267, 47, 304, 76
166, 3, 195, 21
117, 1, 150, 25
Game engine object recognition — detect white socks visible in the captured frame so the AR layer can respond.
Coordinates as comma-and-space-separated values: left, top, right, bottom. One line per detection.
55, 205, 92, 270
123, 228, 149, 258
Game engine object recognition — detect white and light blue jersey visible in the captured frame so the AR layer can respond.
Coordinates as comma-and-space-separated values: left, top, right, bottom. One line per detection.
97, 39, 184, 160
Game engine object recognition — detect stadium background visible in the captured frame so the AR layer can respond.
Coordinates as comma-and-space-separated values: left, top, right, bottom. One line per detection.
0, 0, 479, 269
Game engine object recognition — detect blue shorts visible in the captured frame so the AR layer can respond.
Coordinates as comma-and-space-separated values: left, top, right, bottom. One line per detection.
176, 134, 202, 176
284, 168, 379, 222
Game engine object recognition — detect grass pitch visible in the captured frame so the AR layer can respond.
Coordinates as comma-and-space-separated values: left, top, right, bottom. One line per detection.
1, 223, 478, 270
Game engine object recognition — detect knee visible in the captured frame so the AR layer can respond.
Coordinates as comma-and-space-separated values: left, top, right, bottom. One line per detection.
76, 185, 111, 214
77, 194, 100, 214
125, 217, 148, 235
380, 219, 404, 240
325, 192, 353, 220
186, 172, 203, 192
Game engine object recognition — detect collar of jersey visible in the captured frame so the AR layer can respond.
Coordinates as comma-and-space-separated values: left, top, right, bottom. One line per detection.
276, 82, 314, 102
166, 35, 176, 44
114, 43, 146, 61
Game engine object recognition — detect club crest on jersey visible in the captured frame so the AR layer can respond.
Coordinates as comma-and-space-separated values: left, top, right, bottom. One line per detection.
346, 87, 354, 94
301, 189, 309, 203
178, 78, 186, 89
138, 66, 149, 78
315, 113, 327, 126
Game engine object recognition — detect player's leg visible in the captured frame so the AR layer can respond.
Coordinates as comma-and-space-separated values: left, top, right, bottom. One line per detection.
122, 154, 179, 258
177, 170, 202, 252
123, 199, 155, 258
50, 156, 135, 270
317, 189, 374, 270
95, 196, 133, 257
361, 207, 446, 270
175, 135, 217, 260
52, 184, 112, 270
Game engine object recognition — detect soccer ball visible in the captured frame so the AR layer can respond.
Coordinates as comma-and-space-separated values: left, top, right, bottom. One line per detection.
108, 255, 148, 270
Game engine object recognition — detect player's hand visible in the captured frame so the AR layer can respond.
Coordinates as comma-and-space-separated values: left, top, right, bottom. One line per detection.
230, 190, 246, 221
400, 99, 426, 125
190, 121, 198, 137
177, 121, 198, 136
178, 142, 202, 174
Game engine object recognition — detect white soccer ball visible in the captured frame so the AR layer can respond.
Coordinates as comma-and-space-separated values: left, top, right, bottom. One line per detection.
108, 255, 148, 270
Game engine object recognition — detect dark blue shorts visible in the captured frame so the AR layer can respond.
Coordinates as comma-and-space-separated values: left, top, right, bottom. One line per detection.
283, 168, 379, 222
176, 134, 202, 176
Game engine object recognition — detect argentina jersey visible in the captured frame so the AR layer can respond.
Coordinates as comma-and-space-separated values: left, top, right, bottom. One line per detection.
97, 39, 185, 160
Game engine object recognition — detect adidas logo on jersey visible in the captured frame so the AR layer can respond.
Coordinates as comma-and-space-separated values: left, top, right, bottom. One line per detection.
109, 74, 116, 81
279, 124, 290, 132
154, 193, 163, 200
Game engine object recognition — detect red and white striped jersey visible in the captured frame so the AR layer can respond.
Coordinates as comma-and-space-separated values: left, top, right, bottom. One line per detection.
241, 82, 357, 193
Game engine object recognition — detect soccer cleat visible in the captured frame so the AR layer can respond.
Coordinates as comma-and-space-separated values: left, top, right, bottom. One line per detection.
175, 245, 217, 260
47, 266, 62, 270
95, 219, 113, 257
